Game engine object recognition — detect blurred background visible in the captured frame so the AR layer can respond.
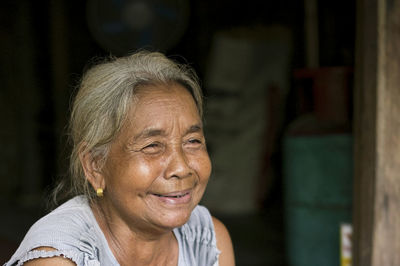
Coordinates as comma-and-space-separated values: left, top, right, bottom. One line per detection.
0, 0, 355, 265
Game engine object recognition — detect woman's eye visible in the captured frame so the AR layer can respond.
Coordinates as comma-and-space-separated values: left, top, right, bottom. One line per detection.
186, 138, 203, 148
141, 142, 164, 154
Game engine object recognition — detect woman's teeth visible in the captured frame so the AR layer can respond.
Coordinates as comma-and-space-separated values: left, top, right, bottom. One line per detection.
154, 193, 187, 198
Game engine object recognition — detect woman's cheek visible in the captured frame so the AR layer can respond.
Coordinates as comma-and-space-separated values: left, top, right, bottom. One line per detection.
121, 157, 158, 185
197, 154, 212, 181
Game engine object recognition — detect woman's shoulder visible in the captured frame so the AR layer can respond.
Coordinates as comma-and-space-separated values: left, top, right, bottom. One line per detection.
25, 196, 95, 242
5, 196, 109, 266
177, 205, 216, 242
174, 205, 221, 266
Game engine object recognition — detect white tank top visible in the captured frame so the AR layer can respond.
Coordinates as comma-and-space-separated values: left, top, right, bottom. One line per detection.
5, 196, 220, 266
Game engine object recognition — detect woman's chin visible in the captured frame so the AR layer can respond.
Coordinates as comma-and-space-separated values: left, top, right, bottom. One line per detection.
144, 193, 199, 229
154, 210, 193, 230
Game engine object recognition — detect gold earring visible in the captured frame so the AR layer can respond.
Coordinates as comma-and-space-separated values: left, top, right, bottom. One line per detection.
96, 188, 104, 197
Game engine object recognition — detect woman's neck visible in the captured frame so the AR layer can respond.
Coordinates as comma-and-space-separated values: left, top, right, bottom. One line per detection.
91, 201, 179, 266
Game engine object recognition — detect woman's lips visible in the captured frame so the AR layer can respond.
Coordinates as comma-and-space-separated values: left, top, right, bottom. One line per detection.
150, 189, 192, 205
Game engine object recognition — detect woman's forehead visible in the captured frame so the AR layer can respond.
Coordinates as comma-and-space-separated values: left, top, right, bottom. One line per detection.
120, 84, 202, 137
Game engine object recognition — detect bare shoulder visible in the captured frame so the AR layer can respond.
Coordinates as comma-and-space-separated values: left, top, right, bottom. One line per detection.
23, 247, 76, 266
212, 216, 235, 266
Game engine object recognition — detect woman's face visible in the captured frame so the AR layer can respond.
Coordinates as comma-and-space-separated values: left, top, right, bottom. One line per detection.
99, 84, 211, 232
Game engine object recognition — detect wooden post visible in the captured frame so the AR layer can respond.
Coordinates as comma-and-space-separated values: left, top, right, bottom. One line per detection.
304, 0, 319, 68
353, 0, 400, 265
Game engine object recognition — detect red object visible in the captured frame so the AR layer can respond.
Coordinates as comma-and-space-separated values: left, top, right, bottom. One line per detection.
294, 67, 353, 126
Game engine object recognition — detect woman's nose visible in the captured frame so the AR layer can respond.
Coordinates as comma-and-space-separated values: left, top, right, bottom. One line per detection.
165, 146, 192, 179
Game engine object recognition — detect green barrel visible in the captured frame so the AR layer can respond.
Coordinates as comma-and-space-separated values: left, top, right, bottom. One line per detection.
283, 134, 353, 266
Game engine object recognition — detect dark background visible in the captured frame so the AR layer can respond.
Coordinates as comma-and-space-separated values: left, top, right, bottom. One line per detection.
0, 0, 355, 265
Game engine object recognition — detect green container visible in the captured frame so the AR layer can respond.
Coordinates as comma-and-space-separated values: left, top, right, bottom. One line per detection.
283, 134, 353, 266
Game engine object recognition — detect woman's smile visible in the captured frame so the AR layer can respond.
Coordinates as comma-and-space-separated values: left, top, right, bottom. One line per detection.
149, 188, 193, 205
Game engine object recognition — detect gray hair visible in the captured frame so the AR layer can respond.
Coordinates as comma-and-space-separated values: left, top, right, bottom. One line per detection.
53, 51, 203, 204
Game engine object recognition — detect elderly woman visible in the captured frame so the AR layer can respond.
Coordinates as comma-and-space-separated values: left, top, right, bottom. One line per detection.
6, 52, 235, 266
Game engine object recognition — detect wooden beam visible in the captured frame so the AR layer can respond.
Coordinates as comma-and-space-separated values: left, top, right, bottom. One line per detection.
304, 0, 319, 68
373, 0, 400, 264
354, 0, 400, 265
353, 0, 378, 264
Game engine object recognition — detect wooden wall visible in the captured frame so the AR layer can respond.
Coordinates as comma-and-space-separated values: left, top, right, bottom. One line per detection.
354, 0, 400, 265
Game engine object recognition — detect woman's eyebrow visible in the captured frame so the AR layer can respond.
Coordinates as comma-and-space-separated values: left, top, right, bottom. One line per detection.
134, 128, 166, 140
186, 124, 203, 134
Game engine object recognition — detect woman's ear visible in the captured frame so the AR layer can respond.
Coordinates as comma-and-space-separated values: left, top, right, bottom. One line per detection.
79, 146, 106, 191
